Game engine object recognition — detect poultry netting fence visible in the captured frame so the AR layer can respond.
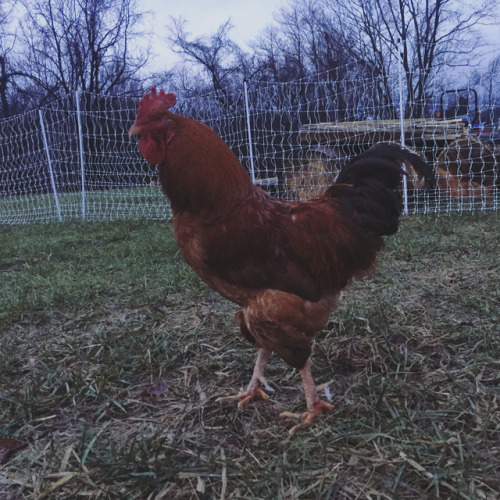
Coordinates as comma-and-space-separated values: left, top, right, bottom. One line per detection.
1, 63, 499, 224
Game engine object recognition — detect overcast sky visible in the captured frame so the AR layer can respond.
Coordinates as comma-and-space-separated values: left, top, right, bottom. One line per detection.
137, 0, 286, 71
137, 0, 500, 73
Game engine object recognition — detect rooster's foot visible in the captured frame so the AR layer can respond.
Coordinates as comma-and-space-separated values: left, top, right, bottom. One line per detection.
216, 378, 270, 408
280, 400, 333, 436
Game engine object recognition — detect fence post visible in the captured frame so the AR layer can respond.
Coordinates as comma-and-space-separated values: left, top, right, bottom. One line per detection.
243, 80, 256, 183
39, 109, 62, 221
75, 90, 86, 219
398, 38, 409, 215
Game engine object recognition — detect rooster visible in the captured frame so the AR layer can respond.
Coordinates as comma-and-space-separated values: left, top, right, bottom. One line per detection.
129, 87, 431, 435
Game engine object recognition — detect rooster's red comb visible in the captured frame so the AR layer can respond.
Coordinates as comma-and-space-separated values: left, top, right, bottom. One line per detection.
138, 86, 177, 111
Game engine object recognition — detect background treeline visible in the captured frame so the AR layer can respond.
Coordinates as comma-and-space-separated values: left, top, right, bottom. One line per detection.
1, 0, 500, 119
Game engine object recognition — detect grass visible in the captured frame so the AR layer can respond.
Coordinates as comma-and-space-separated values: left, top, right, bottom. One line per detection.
0, 186, 170, 224
0, 213, 499, 499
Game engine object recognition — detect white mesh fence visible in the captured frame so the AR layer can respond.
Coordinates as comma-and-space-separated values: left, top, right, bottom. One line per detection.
0, 92, 169, 223
1, 62, 499, 224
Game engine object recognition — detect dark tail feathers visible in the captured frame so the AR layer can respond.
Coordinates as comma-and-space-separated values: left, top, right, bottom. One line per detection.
328, 142, 429, 237
342, 142, 435, 190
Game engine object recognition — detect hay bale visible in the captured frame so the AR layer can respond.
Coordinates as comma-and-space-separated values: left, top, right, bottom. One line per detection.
435, 166, 492, 198
436, 137, 497, 187
284, 148, 341, 201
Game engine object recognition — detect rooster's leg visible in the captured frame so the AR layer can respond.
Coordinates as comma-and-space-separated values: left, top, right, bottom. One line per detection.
280, 360, 333, 436
216, 348, 272, 408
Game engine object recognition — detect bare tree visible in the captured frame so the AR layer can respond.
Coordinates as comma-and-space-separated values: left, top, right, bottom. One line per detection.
0, 0, 19, 116
482, 55, 500, 111
252, 0, 349, 81
469, 55, 500, 124
0, 0, 10, 115
251, 25, 283, 81
331, 0, 500, 117
167, 18, 249, 105
16, 0, 150, 105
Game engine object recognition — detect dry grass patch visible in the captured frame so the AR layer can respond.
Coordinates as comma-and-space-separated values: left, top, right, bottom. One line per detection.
1, 214, 499, 498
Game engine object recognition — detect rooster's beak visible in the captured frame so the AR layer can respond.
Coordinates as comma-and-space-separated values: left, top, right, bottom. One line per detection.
129, 124, 141, 137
